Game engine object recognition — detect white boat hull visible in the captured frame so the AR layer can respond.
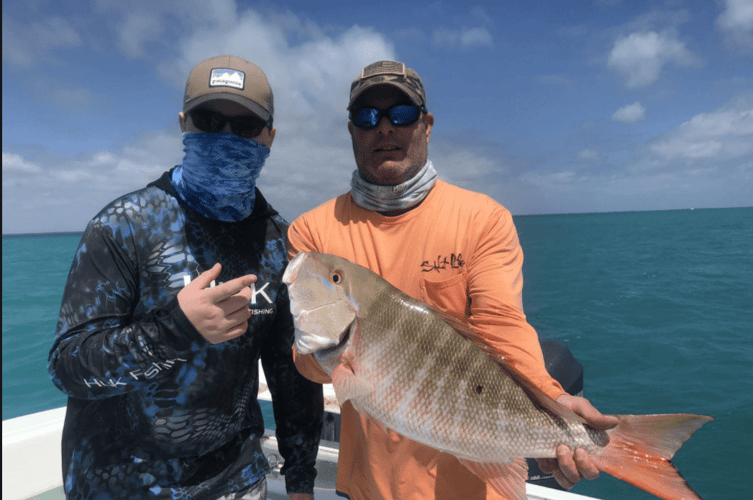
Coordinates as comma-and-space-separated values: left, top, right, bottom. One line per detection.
3, 363, 597, 500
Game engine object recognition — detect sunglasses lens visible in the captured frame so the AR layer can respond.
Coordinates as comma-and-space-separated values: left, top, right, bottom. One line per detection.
389, 105, 419, 125
353, 108, 380, 128
190, 111, 224, 133
231, 117, 266, 138
190, 111, 266, 138
352, 105, 420, 128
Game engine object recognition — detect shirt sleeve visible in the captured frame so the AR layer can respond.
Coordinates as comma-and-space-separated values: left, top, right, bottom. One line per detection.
466, 205, 565, 400
260, 283, 323, 494
48, 218, 207, 400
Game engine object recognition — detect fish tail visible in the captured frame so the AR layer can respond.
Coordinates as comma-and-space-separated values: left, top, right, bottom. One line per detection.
593, 414, 713, 500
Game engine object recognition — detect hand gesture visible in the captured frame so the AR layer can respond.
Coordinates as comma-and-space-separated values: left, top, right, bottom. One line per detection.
177, 263, 257, 344
535, 394, 619, 489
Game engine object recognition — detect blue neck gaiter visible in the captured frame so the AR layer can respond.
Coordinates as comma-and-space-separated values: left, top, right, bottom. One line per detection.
171, 132, 270, 221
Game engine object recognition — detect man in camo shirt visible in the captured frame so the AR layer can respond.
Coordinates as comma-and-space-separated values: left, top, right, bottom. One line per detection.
49, 55, 322, 500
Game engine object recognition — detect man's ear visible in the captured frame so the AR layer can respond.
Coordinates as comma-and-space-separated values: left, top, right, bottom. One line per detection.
179, 112, 187, 133
423, 113, 434, 142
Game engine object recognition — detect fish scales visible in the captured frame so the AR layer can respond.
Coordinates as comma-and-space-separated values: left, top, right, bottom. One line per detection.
336, 275, 597, 463
284, 252, 713, 500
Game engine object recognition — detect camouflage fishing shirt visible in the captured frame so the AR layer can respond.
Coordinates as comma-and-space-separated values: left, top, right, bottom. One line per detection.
48, 169, 323, 499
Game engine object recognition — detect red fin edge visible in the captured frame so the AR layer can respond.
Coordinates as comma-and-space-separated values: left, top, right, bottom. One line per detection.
594, 414, 713, 500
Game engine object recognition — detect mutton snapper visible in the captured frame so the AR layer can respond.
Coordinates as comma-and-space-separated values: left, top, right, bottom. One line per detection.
283, 252, 713, 500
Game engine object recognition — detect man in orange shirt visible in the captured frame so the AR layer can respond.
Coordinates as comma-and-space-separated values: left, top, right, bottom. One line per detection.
288, 60, 618, 499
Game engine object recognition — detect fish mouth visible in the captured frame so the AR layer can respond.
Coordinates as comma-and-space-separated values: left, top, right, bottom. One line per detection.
316, 323, 352, 357
282, 252, 307, 285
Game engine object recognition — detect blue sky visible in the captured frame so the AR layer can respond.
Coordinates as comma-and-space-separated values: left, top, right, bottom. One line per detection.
2, 0, 752, 234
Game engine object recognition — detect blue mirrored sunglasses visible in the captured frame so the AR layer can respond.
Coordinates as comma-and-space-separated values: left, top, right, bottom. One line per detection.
350, 105, 424, 129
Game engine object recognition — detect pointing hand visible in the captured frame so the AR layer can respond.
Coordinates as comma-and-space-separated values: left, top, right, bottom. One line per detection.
177, 263, 257, 344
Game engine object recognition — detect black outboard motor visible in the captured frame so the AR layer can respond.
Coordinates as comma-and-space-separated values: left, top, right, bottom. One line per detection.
526, 338, 584, 490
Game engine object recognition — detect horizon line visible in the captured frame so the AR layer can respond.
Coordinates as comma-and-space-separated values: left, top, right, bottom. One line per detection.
4, 206, 750, 237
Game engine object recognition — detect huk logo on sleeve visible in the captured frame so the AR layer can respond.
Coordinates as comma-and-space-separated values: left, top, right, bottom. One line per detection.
181, 274, 274, 315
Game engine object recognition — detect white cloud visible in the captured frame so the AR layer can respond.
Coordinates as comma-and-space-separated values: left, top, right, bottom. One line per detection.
491, 94, 753, 214
2, 152, 43, 174
119, 13, 163, 58
612, 101, 646, 124
432, 27, 493, 49
2, 130, 185, 234
607, 31, 700, 88
2, 5, 398, 232
1, 15, 82, 65
649, 105, 753, 162
577, 149, 601, 161
717, 0, 753, 47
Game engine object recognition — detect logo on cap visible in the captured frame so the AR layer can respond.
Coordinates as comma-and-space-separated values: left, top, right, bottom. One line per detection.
209, 68, 245, 90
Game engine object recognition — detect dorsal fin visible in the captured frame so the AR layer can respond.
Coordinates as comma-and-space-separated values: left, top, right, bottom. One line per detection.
428, 305, 585, 426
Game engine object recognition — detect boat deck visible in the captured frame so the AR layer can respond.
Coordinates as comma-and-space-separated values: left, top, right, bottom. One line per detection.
3, 370, 598, 500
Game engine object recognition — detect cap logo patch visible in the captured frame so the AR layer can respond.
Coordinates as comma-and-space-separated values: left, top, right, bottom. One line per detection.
209, 68, 245, 90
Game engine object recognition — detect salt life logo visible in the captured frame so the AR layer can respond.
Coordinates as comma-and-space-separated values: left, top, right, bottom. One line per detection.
210, 68, 245, 90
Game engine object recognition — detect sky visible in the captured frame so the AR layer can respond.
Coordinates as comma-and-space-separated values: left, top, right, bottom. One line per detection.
2, 0, 752, 234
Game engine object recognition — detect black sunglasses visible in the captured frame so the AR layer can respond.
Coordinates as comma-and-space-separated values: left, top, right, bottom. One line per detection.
189, 109, 270, 139
350, 104, 425, 129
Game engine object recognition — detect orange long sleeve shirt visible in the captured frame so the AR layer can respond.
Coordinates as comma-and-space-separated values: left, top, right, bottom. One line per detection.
287, 180, 565, 500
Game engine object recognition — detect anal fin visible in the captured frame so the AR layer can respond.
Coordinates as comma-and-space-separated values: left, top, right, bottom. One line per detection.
458, 457, 528, 500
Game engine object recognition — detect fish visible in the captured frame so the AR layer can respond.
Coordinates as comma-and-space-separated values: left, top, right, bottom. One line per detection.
282, 251, 713, 500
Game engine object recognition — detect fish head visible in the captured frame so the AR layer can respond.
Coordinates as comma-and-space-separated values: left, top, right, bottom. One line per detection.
283, 252, 361, 355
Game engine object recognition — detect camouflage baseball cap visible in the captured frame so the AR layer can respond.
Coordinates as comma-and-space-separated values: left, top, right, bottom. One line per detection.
183, 55, 274, 122
347, 60, 427, 111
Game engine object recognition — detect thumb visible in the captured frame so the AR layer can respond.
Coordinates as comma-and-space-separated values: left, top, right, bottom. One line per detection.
189, 263, 222, 290
590, 413, 619, 431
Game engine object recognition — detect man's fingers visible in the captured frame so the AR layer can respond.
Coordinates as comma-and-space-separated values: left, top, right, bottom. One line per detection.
589, 413, 619, 431
553, 469, 574, 490
574, 448, 600, 480
535, 457, 557, 474
189, 263, 222, 290
218, 294, 254, 314
570, 397, 618, 431
206, 274, 257, 302
187, 265, 257, 303
556, 444, 581, 485
202, 307, 251, 344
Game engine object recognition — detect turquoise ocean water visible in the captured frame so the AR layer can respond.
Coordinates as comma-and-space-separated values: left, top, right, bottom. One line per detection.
3, 207, 751, 499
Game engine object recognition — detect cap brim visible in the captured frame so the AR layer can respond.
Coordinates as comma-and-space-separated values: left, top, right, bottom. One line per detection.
184, 93, 271, 121
347, 81, 423, 110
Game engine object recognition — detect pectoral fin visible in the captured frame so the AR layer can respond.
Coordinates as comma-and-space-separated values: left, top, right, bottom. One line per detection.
331, 350, 374, 404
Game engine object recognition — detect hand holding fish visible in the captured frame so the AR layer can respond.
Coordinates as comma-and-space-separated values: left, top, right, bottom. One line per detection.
178, 263, 257, 344
536, 394, 619, 489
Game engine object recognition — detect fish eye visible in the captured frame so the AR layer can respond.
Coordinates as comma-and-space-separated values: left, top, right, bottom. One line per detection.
331, 271, 343, 285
